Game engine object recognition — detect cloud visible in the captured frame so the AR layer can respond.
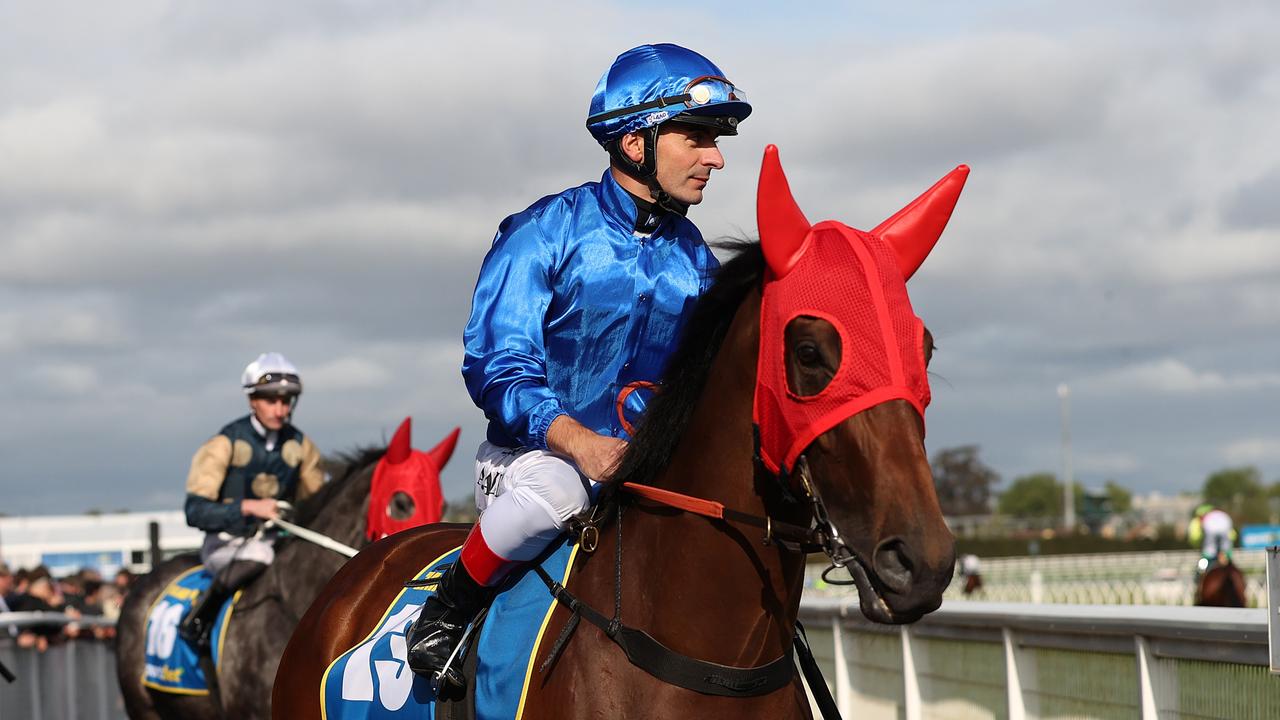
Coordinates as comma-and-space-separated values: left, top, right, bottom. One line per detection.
1082, 358, 1280, 395
3, 2, 1280, 514
306, 356, 391, 392
26, 363, 100, 397
1221, 438, 1280, 466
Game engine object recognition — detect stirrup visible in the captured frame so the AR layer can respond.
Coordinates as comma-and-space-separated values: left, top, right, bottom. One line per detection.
430, 666, 467, 702
429, 606, 488, 701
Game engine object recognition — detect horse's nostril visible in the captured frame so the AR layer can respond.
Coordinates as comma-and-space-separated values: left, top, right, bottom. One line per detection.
873, 538, 914, 594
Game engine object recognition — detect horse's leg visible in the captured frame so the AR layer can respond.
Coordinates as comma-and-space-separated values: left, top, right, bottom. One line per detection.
272, 524, 471, 720
115, 554, 221, 720
219, 586, 299, 720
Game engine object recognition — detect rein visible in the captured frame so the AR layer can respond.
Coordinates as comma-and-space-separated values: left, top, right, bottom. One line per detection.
530, 459, 850, 710
266, 512, 360, 559
534, 504, 796, 697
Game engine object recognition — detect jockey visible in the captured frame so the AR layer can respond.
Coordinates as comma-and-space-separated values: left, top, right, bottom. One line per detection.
178, 352, 325, 649
406, 43, 752, 679
1188, 503, 1236, 571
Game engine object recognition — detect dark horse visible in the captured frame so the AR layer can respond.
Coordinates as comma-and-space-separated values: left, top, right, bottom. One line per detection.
274, 146, 964, 719
1196, 555, 1248, 608
116, 420, 459, 720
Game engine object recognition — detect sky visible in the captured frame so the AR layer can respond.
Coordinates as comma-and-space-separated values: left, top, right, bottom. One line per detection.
2, 1, 1278, 516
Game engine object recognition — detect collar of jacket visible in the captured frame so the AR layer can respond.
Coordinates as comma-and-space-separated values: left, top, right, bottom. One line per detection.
597, 170, 673, 240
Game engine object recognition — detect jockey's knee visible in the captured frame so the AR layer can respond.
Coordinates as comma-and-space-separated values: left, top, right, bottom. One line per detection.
511, 457, 590, 524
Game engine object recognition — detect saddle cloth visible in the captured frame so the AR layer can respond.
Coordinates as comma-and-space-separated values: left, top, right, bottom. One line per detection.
322, 538, 578, 719
141, 566, 238, 695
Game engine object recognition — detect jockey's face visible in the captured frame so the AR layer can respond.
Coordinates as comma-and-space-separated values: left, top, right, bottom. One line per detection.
653, 123, 725, 206
249, 394, 294, 431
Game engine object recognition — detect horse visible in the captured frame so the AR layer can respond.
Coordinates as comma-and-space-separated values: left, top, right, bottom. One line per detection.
273, 145, 964, 719
116, 419, 460, 720
1195, 555, 1247, 608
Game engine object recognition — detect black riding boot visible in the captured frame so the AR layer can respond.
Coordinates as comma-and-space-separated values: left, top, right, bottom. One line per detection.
406, 561, 494, 685
179, 560, 267, 652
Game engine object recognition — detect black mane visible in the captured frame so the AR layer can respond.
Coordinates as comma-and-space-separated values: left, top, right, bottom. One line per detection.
291, 445, 386, 527
611, 241, 763, 486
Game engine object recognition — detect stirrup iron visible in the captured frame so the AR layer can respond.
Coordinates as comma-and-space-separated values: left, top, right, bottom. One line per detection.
429, 607, 488, 701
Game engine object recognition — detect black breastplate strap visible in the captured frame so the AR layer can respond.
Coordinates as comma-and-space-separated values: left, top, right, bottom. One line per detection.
532, 565, 794, 696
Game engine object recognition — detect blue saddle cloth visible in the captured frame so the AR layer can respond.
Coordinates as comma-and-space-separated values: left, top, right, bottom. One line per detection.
322, 538, 578, 719
142, 566, 237, 695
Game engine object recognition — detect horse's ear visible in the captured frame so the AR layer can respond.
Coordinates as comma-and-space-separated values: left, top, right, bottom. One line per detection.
757, 144, 810, 278
385, 417, 412, 465
872, 165, 969, 280
427, 427, 461, 470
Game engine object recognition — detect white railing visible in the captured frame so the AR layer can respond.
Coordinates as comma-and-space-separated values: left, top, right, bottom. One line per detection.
807, 549, 1269, 607
798, 598, 1280, 719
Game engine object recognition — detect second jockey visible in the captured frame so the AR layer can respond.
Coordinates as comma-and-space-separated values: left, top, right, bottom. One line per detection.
1189, 503, 1236, 572
406, 43, 752, 680
179, 352, 325, 649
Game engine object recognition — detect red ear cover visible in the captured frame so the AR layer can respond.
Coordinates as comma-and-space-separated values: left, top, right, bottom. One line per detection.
427, 427, 461, 470
871, 165, 969, 280
385, 417, 412, 464
757, 144, 811, 279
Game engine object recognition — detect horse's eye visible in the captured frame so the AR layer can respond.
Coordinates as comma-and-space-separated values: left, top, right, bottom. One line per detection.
796, 342, 822, 367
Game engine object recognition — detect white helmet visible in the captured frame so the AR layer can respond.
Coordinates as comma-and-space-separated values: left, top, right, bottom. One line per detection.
241, 352, 303, 397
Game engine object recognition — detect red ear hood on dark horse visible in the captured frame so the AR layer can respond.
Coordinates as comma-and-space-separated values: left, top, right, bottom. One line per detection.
366, 418, 460, 540
754, 144, 968, 474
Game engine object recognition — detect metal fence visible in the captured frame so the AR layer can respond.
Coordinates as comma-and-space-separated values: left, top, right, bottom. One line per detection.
799, 598, 1280, 719
6, 597, 1280, 719
807, 549, 1270, 607
0, 614, 126, 720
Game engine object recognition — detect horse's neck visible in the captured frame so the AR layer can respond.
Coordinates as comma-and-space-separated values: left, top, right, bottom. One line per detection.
624, 289, 806, 662
266, 478, 370, 618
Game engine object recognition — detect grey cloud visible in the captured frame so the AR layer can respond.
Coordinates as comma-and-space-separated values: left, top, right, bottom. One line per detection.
4, 3, 1280, 515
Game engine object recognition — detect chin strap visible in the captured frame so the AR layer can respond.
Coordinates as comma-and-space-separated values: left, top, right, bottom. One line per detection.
607, 129, 690, 217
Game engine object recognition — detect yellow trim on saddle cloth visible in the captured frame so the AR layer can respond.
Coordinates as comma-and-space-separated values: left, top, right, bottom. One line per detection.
319, 546, 460, 720
514, 542, 582, 720
140, 565, 210, 695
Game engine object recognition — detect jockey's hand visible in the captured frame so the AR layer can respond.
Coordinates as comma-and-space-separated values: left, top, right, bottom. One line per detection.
241, 497, 281, 520
547, 415, 629, 482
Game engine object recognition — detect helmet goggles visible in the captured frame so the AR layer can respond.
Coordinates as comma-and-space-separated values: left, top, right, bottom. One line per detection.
246, 372, 302, 397
587, 75, 747, 129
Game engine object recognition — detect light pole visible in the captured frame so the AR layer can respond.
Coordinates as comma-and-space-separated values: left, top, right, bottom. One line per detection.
1058, 383, 1075, 532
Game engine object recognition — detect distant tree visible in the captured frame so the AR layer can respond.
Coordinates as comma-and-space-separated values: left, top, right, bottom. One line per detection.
931, 445, 1000, 516
1203, 466, 1267, 524
441, 495, 479, 524
999, 472, 1062, 520
1104, 481, 1132, 515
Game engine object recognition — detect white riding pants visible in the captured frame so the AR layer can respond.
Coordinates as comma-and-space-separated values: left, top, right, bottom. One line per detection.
473, 441, 596, 562
200, 532, 276, 574
1200, 510, 1233, 557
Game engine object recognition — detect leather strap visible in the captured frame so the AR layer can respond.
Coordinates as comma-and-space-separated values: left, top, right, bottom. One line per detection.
533, 566, 794, 697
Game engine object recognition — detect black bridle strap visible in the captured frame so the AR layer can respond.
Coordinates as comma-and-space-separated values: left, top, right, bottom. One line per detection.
533, 564, 794, 697
794, 620, 844, 719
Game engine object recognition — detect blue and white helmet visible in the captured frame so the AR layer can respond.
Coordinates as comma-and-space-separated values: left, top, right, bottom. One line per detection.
586, 44, 752, 146
241, 352, 302, 397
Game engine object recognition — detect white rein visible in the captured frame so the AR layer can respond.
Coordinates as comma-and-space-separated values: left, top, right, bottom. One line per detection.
263, 501, 360, 558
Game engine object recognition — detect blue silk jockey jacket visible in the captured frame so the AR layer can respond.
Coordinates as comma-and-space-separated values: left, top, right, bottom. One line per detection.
463, 170, 719, 450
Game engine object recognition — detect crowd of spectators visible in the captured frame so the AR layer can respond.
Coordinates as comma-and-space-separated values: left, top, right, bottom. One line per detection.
0, 562, 134, 651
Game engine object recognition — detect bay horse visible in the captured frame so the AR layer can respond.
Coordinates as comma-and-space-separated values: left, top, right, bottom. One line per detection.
1196, 555, 1248, 608
116, 419, 459, 720
273, 146, 964, 719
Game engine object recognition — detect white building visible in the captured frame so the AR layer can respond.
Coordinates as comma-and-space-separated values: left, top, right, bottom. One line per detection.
0, 510, 202, 576
1130, 491, 1200, 529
